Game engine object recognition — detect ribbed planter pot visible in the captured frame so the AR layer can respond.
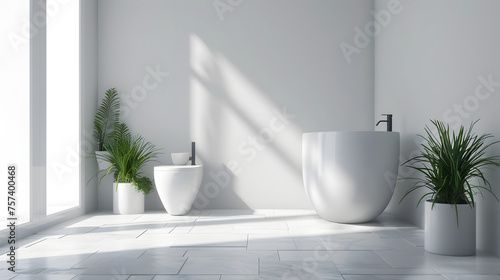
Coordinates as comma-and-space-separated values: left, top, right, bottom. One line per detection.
95, 151, 112, 172
113, 183, 145, 215
425, 200, 476, 256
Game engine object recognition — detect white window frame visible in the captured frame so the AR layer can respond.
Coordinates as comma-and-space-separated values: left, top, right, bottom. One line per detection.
0, 0, 84, 244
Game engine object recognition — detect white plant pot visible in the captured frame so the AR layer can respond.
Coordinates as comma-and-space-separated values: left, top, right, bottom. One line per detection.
425, 200, 476, 256
95, 151, 112, 172
113, 183, 145, 215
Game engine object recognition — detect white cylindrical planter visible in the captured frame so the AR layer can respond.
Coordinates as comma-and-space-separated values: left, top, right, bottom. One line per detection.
95, 151, 112, 172
113, 183, 145, 215
425, 200, 476, 256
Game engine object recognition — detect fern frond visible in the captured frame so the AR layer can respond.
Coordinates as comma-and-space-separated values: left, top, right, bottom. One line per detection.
93, 88, 120, 151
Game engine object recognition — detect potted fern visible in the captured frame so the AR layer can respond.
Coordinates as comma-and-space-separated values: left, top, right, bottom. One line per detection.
401, 120, 499, 255
97, 123, 160, 214
93, 88, 120, 171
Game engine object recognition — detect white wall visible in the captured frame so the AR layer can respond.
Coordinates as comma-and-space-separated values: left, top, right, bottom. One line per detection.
97, 0, 375, 210
376, 0, 500, 256
81, 0, 99, 212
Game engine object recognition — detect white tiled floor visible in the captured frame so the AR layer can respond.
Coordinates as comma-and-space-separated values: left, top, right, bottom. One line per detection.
1, 209, 500, 279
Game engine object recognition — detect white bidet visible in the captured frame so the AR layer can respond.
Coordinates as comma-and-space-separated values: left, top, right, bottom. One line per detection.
154, 165, 203, 215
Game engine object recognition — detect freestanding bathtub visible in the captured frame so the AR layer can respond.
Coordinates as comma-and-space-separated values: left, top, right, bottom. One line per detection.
302, 131, 400, 223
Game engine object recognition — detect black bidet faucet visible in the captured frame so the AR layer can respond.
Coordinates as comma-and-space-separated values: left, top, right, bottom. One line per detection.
189, 142, 196, 165
376, 114, 392, 131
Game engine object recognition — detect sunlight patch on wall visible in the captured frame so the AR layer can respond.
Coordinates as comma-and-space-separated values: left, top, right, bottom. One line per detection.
189, 33, 306, 209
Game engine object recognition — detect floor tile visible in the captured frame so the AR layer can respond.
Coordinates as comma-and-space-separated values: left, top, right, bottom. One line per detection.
338, 268, 440, 275
184, 249, 278, 260
132, 212, 181, 223
247, 235, 296, 251
272, 209, 316, 217
189, 225, 235, 234
10, 275, 76, 280
327, 251, 392, 269
426, 252, 500, 274
195, 215, 264, 224
87, 237, 153, 253
251, 209, 275, 216
370, 227, 406, 238
286, 217, 341, 228
139, 248, 187, 258
154, 276, 221, 280
320, 234, 413, 251
443, 275, 500, 280
397, 228, 425, 238
220, 276, 262, 280
164, 246, 246, 251
18, 235, 106, 256
142, 224, 176, 234
259, 260, 342, 279
233, 221, 288, 231
72, 250, 145, 269
375, 247, 436, 268
36, 226, 99, 235
40, 268, 86, 275
209, 209, 254, 216
404, 236, 425, 247
13, 253, 94, 270
2, 268, 46, 275
87, 221, 165, 235
287, 227, 348, 236
170, 222, 196, 234
138, 234, 248, 247
81, 256, 186, 275
127, 276, 156, 280
71, 275, 129, 280
342, 275, 447, 280
365, 214, 416, 227
179, 257, 258, 274
0, 210, 499, 279
234, 229, 290, 235
0, 269, 21, 280
293, 240, 327, 251
278, 250, 332, 262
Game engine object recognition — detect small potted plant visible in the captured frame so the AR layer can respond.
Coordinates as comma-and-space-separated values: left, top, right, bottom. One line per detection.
97, 123, 160, 214
93, 88, 120, 171
401, 120, 499, 255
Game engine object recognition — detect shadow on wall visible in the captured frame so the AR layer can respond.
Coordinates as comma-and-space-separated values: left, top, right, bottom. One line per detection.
188, 34, 304, 210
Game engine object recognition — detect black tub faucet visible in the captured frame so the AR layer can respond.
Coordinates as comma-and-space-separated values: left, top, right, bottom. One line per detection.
189, 142, 196, 165
376, 114, 392, 131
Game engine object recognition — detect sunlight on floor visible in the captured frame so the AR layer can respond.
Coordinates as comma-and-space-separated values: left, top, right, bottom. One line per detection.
1, 210, 499, 279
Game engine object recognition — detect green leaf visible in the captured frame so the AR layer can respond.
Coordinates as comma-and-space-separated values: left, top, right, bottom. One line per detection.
93, 88, 120, 151
98, 123, 162, 195
399, 119, 500, 227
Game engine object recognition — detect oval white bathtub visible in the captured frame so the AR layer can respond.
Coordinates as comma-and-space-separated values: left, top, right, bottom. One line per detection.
302, 131, 400, 223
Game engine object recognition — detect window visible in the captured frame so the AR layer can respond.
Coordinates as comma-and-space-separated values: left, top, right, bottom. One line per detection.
0, 0, 82, 242
0, 0, 31, 225
46, 0, 80, 214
